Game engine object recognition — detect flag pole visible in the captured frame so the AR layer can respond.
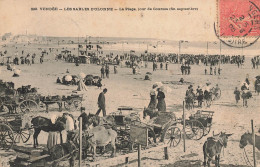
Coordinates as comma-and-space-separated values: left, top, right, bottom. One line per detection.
78, 36, 79, 57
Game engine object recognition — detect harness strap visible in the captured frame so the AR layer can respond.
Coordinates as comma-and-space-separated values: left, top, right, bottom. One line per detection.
243, 148, 253, 167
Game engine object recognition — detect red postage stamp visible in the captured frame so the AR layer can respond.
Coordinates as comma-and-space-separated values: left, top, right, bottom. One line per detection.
217, 0, 260, 37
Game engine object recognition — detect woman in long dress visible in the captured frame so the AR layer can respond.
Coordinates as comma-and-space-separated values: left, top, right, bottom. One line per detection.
157, 88, 166, 112
148, 85, 157, 109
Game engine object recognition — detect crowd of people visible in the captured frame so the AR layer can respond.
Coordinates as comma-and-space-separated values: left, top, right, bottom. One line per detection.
138, 53, 245, 66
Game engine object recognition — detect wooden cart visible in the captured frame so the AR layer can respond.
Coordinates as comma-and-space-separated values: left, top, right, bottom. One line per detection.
0, 114, 32, 150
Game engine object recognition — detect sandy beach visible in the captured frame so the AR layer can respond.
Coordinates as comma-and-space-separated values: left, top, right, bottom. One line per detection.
0, 42, 260, 167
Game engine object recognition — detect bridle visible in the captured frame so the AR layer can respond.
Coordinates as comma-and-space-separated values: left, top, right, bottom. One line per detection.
217, 137, 225, 147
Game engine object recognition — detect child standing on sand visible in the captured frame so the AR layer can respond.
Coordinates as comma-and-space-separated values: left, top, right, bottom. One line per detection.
234, 87, 240, 104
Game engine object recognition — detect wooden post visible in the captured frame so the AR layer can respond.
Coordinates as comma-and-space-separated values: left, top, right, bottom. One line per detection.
138, 144, 141, 167
164, 147, 169, 160
79, 117, 82, 167
125, 157, 129, 165
183, 101, 186, 152
251, 120, 256, 167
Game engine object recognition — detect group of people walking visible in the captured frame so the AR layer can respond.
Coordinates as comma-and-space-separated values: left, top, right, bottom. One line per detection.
100, 65, 110, 79
152, 62, 169, 71
181, 64, 191, 75
251, 56, 259, 69
204, 66, 221, 75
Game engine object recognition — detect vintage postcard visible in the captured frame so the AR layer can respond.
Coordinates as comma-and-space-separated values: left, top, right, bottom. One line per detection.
0, 0, 259, 166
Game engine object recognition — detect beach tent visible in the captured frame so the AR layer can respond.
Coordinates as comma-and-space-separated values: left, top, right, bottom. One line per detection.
77, 79, 87, 91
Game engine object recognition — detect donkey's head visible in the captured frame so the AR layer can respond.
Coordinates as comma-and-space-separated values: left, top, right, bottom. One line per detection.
239, 132, 251, 149
219, 132, 232, 148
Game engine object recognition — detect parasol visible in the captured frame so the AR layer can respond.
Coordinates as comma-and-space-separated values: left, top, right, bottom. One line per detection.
65, 75, 72, 82
154, 82, 168, 92
79, 72, 86, 79
154, 82, 163, 88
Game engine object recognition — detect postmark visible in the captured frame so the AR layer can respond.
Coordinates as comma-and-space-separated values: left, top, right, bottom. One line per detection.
215, 0, 260, 48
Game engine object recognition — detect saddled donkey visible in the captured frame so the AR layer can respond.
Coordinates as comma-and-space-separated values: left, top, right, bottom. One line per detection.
255, 79, 260, 95
204, 90, 212, 107
239, 132, 260, 151
185, 92, 196, 110
241, 91, 252, 107
85, 126, 117, 161
31, 113, 76, 148
203, 132, 232, 167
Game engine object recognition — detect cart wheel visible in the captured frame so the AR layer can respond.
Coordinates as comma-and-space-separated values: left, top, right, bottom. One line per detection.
203, 124, 211, 136
185, 120, 204, 140
147, 127, 157, 145
161, 125, 181, 147
115, 129, 132, 150
0, 105, 9, 114
19, 100, 39, 114
64, 100, 82, 112
0, 123, 14, 150
116, 136, 132, 150
72, 100, 82, 111
64, 101, 72, 111
13, 129, 31, 143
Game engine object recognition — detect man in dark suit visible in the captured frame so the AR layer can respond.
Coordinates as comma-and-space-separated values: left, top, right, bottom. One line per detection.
96, 88, 107, 116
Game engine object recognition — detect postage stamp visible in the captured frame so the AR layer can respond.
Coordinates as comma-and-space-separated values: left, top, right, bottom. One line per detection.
215, 0, 260, 48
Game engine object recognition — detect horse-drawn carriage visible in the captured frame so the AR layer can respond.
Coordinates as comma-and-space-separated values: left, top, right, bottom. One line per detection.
183, 110, 214, 140
40, 94, 83, 112
0, 83, 40, 114
110, 107, 182, 149
0, 113, 32, 150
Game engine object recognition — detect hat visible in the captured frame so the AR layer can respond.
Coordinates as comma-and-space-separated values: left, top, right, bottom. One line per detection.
152, 84, 157, 89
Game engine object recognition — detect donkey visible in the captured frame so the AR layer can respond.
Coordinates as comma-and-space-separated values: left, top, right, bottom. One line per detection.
204, 90, 213, 107
49, 132, 93, 167
85, 126, 117, 161
203, 132, 232, 167
143, 107, 159, 120
239, 132, 260, 151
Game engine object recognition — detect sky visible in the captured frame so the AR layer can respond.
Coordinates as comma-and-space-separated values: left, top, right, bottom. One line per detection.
0, 0, 218, 41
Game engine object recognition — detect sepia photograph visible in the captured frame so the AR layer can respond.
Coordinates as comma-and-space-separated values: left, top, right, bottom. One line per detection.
0, 0, 259, 166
